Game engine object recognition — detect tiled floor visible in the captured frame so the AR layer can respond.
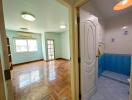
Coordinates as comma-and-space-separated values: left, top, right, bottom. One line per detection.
11, 60, 71, 100
102, 71, 129, 84
90, 76, 129, 100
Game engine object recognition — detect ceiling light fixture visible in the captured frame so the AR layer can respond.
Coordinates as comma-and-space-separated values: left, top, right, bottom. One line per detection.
122, 0, 128, 5
21, 12, 36, 21
122, 26, 127, 29
60, 25, 66, 29
113, 0, 132, 11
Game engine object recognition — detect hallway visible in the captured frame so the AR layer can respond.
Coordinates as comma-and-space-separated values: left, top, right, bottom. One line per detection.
11, 60, 71, 100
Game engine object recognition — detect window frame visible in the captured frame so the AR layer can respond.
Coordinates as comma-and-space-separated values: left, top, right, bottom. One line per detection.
14, 38, 38, 53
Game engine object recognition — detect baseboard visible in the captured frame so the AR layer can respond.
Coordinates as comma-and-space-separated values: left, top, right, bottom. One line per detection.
12, 59, 44, 66
55, 58, 70, 61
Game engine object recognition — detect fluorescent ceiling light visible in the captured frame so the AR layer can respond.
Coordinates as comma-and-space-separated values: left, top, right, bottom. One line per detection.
60, 25, 66, 29
21, 13, 36, 21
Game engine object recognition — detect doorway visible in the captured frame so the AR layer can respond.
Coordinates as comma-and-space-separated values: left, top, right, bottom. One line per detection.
79, 0, 132, 100
47, 39, 55, 60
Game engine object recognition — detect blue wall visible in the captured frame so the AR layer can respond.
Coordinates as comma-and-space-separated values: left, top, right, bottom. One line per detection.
6, 30, 43, 64
98, 54, 105, 76
98, 53, 131, 76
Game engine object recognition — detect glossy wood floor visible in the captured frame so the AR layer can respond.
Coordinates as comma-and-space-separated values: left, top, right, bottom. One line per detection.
11, 60, 71, 100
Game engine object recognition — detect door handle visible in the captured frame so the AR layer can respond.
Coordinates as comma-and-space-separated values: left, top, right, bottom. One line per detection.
96, 55, 99, 57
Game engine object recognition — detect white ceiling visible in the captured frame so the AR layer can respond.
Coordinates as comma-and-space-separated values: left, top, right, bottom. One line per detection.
3, 0, 69, 33
90, 0, 132, 20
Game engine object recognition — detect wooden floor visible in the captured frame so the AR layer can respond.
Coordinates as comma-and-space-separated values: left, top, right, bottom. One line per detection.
11, 60, 71, 100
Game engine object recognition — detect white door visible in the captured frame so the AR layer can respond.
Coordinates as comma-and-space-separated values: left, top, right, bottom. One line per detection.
80, 20, 97, 100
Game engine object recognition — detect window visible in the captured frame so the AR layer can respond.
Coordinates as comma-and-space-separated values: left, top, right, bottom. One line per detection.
28, 40, 37, 51
15, 39, 28, 52
15, 39, 38, 52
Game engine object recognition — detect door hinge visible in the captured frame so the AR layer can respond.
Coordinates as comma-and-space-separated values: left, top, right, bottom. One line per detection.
79, 93, 81, 99
4, 69, 11, 80
78, 57, 81, 63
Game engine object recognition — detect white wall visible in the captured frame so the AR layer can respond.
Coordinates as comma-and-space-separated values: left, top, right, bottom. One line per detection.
79, 1, 106, 53
105, 13, 132, 54
79, 1, 132, 55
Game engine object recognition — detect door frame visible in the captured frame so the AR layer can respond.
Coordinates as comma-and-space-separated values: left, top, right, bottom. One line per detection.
57, 0, 92, 100
0, 0, 14, 100
58, 0, 132, 100
46, 39, 55, 61
0, 59, 6, 100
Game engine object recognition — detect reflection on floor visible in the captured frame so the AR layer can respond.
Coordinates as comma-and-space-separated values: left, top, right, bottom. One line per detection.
90, 76, 129, 100
11, 60, 71, 100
